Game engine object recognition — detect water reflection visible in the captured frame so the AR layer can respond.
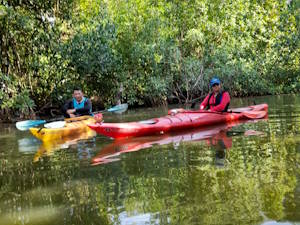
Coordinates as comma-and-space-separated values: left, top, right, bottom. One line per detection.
92, 120, 264, 166
18, 138, 41, 154
33, 129, 96, 162
0, 206, 62, 225
0, 95, 299, 225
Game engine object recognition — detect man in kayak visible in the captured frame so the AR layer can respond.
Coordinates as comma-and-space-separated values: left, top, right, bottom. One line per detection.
200, 77, 230, 112
62, 88, 93, 118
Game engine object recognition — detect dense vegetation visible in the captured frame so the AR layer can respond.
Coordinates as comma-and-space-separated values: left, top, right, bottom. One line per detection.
0, 0, 299, 119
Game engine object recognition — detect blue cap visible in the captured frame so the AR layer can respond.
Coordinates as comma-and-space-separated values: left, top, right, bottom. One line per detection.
210, 77, 221, 87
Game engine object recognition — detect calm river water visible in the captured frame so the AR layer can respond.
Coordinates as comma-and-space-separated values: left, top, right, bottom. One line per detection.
0, 95, 299, 225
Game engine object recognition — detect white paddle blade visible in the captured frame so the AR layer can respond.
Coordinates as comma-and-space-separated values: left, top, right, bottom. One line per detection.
44, 121, 66, 129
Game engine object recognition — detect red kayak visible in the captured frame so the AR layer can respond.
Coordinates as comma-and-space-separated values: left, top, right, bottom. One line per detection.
88, 104, 268, 139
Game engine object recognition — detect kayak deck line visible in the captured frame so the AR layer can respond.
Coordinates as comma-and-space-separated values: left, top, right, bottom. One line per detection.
139, 120, 157, 125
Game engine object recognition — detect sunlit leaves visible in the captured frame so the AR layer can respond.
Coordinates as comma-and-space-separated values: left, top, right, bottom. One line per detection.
0, 0, 299, 117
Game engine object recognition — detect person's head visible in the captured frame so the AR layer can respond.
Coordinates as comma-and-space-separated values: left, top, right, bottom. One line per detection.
73, 87, 84, 102
210, 77, 221, 93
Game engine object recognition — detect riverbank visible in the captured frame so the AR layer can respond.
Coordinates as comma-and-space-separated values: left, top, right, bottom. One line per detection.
2, 93, 299, 124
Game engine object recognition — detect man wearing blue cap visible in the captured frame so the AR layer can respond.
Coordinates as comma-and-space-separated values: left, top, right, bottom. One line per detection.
200, 77, 230, 112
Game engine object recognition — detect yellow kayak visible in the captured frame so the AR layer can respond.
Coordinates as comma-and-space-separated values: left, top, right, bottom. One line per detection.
29, 115, 96, 142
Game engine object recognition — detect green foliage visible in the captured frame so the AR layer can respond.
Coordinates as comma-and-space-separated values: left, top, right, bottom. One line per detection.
0, 73, 35, 119
0, 0, 299, 118
171, 57, 209, 103
0, 0, 76, 118
64, 21, 120, 104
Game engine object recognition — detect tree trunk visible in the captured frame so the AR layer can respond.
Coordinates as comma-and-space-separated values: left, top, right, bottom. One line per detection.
0, 18, 8, 74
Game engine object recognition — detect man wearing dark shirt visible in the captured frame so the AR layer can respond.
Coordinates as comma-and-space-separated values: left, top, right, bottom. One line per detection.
62, 88, 92, 118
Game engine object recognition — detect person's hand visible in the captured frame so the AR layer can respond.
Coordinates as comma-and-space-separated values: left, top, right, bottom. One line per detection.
67, 109, 76, 114
69, 113, 76, 118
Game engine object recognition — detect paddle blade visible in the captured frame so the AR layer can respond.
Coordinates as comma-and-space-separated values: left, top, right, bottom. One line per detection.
44, 121, 66, 129
242, 110, 267, 119
16, 120, 46, 131
107, 103, 128, 113
168, 108, 185, 115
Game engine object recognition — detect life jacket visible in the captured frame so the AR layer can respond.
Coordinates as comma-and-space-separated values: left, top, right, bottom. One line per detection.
207, 91, 230, 112
73, 97, 93, 116
73, 97, 87, 109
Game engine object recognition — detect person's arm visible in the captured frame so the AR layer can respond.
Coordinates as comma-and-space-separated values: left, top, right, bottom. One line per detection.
75, 98, 92, 115
210, 92, 230, 112
62, 100, 72, 114
200, 94, 210, 110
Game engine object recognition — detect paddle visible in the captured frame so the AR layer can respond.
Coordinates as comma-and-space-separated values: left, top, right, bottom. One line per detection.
43, 121, 66, 129
16, 120, 47, 131
99, 103, 128, 114
16, 103, 128, 131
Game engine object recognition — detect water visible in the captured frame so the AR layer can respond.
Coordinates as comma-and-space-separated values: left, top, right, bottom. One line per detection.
0, 95, 299, 225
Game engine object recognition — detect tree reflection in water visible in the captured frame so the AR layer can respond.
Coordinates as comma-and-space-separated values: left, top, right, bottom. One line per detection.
0, 96, 300, 225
